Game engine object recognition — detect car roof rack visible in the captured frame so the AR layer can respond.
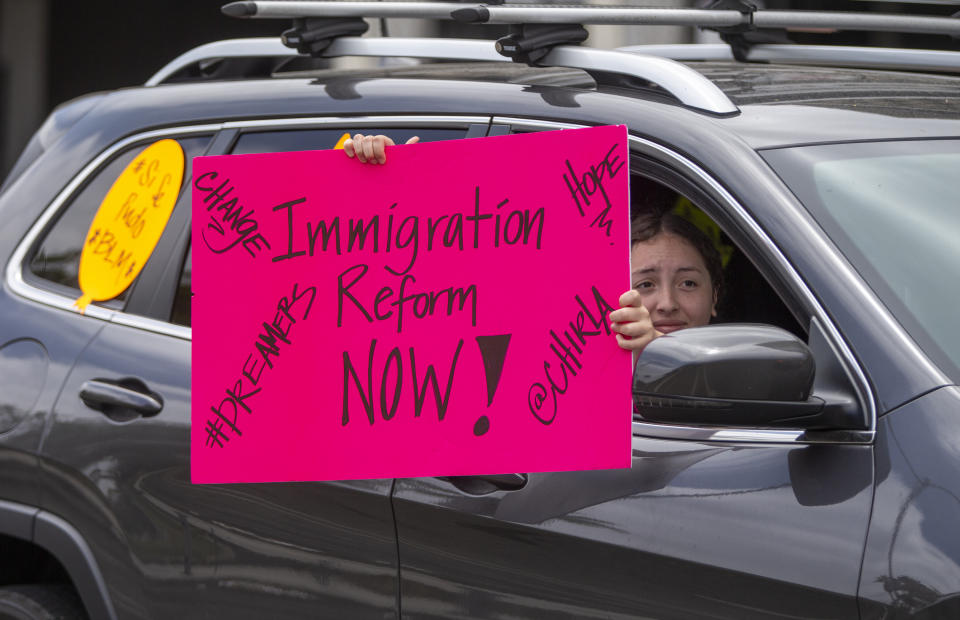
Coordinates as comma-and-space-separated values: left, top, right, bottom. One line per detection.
620, 43, 960, 74
223, 1, 960, 38
147, 35, 738, 114
147, 39, 740, 115
146, 37, 503, 85
148, 2, 960, 115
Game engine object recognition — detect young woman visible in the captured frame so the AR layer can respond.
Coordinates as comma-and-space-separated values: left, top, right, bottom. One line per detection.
610, 212, 722, 353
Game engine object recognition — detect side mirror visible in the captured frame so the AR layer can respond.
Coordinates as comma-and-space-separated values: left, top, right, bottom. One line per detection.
633, 324, 851, 429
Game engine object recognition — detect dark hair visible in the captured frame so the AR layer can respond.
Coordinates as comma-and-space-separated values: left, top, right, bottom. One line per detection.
630, 212, 723, 294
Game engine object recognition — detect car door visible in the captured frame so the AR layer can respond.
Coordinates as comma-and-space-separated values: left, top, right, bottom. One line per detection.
390, 123, 876, 619
31, 119, 484, 619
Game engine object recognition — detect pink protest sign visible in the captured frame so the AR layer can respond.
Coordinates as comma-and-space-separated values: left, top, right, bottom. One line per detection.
191, 125, 631, 483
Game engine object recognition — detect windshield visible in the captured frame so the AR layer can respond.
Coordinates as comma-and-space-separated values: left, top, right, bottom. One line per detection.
763, 139, 960, 382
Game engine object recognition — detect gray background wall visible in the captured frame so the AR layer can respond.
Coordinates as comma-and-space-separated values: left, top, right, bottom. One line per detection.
1, 0, 956, 179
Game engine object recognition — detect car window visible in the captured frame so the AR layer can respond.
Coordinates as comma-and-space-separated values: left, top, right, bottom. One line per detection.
171, 244, 191, 327
25, 135, 211, 309
230, 128, 466, 155
763, 139, 960, 382
630, 173, 804, 338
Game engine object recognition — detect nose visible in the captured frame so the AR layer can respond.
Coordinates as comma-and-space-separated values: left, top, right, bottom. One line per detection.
653, 288, 678, 314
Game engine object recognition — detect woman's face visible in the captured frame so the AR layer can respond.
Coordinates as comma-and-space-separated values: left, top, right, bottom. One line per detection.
630, 232, 717, 334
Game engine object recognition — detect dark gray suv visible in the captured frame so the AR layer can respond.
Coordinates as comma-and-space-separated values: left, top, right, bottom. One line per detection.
1, 2, 959, 618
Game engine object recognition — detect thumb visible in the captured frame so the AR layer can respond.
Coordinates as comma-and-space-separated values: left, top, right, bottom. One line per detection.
405, 136, 420, 145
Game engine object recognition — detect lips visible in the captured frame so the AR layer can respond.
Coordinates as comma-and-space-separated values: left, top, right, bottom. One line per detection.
654, 321, 686, 334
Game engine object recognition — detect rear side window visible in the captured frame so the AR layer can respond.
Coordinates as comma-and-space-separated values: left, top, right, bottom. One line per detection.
171, 245, 191, 327
26, 135, 210, 308
231, 128, 465, 154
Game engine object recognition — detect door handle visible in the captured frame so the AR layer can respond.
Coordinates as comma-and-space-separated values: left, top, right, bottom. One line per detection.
79, 377, 163, 421
444, 473, 528, 495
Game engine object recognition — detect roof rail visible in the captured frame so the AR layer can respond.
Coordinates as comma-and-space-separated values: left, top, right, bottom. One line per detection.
620, 43, 960, 74
223, 1, 470, 20
146, 37, 739, 115
146, 38, 295, 86
145, 37, 504, 86
223, 1, 960, 38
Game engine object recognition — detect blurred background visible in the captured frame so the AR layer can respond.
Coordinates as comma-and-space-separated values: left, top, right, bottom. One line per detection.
1, 0, 958, 179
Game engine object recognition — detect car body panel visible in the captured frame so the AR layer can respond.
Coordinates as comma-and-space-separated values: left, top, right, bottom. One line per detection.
859, 385, 960, 619
394, 433, 872, 619
0, 144, 107, 511
41, 318, 399, 618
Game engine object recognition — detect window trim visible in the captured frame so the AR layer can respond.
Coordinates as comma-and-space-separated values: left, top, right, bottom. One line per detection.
495, 116, 876, 446
6, 116, 491, 342
220, 115, 491, 132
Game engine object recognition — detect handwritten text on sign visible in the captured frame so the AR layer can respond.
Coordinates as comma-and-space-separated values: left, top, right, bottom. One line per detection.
191, 126, 631, 483
77, 139, 183, 312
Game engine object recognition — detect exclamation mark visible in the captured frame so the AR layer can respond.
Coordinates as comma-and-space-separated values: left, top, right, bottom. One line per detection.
474, 334, 512, 437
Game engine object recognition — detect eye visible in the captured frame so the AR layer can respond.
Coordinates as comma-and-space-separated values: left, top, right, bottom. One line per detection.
633, 280, 654, 291
679, 279, 699, 290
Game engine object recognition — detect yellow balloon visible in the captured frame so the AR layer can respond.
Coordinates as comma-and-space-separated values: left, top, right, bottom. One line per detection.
75, 139, 184, 312
333, 132, 351, 150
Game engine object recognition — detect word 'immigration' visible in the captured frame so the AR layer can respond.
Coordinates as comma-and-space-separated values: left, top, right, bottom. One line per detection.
271, 187, 545, 275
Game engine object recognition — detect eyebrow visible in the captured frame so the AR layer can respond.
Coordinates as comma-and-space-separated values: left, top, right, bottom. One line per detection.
632, 266, 704, 276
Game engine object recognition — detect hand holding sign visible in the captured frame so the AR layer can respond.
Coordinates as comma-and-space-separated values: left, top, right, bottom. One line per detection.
343, 133, 421, 164
610, 290, 660, 351
192, 126, 631, 483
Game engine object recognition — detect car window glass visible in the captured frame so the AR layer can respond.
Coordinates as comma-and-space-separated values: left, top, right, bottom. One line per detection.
26, 135, 211, 309
231, 128, 465, 155
764, 139, 960, 381
171, 244, 191, 327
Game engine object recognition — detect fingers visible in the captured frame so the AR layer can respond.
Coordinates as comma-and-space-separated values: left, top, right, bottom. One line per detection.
344, 133, 367, 161
375, 135, 397, 164
610, 289, 661, 352
611, 310, 655, 339
361, 135, 377, 163
618, 289, 642, 308
343, 136, 357, 159
608, 290, 646, 326
371, 135, 386, 164
615, 332, 656, 351
343, 134, 406, 164
613, 325, 659, 351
